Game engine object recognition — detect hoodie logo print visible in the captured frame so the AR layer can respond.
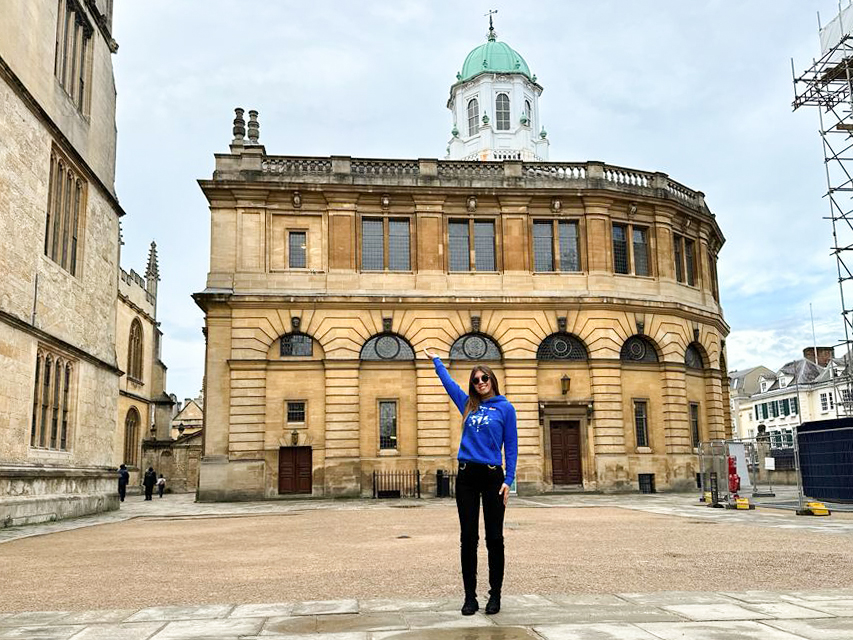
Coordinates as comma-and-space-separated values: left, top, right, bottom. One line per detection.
469, 407, 491, 432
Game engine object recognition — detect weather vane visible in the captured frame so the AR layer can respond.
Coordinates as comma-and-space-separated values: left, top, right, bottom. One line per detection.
485, 9, 498, 40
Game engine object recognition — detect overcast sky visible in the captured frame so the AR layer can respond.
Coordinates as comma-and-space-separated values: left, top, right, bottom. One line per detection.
113, 1, 849, 401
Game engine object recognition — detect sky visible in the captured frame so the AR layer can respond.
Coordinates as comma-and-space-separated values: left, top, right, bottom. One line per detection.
112, 1, 851, 401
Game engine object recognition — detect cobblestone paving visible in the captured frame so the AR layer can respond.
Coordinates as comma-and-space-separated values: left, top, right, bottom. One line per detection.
0, 590, 852, 639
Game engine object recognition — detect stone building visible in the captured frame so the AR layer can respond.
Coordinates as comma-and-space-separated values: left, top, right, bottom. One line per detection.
0, 0, 124, 525
116, 241, 173, 488
170, 394, 203, 440
194, 27, 731, 500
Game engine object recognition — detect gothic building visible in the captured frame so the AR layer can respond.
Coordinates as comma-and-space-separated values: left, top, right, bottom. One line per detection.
194, 24, 731, 500
0, 0, 124, 525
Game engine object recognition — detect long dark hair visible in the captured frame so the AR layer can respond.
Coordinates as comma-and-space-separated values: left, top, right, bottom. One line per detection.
463, 364, 500, 421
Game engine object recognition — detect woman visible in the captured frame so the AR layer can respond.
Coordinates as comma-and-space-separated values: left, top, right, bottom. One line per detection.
424, 347, 518, 616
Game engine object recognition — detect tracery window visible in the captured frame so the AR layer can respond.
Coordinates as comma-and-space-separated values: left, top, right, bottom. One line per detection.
496, 93, 510, 130
127, 319, 143, 381
360, 334, 415, 361
45, 148, 86, 275
450, 333, 502, 361
280, 333, 313, 357
54, 0, 93, 114
124, 407, 139, 466
467, 98, 479, 136
537, 333, 588, 361
685, 344, 704, 370
620, 336, 659, 363
30, 349, 74, 451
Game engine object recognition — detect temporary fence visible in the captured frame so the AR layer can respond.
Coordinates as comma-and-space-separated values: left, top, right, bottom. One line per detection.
795, 419, 853, 508
698, 437, 784, 507
372, 470, 421, 499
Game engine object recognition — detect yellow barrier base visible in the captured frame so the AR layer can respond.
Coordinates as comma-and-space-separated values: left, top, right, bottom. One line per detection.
796, 501, 831, 516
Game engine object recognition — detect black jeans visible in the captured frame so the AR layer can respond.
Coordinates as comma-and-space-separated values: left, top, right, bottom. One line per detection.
455, 461, 506, 600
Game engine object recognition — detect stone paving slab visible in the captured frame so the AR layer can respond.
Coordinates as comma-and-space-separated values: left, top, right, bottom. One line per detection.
0, 611, 71, 627
659, 602, 772, 621
782, 600, 853, 617
636, 620, 807, 639
291, 599, 359, 616
763, 617, 853, 639
68, 621, 165, 640
358, 599, 449, 613
542, 594, 631, 607
125, 604, 234, 623
617, 590, 740, 605
149, 617, 264, 639
741, 602, 835, 619
229, 603, 294, 618
534, 622, 663, 640
0, 625, 84, 640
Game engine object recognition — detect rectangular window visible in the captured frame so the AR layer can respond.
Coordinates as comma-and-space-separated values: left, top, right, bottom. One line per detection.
791, 397, 799, 415
689, 403, 700, 448
633, 227, 649, 276
781, 398, 790, 416
634, 400, 649, 448
684, 238, 696, 286
770, 401, 779, 418
361, 218, 384, 271
474, 221, 495, 271
288, 231, 306, 269
54, 0, 93, 115
820, 393, 829, 411
379, 400, 397, 450
559, 221, 580, 272
674, 235, 684, 283
286, 401, 306, 423
44, 148, 86, 276
829, 393, 835, 410
388, 219, 410, 271
448, 221, 470, 271
613, 224, 629, 274
533, 221, 554, 271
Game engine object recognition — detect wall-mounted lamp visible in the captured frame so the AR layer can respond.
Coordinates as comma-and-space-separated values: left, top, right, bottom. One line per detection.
561, 374, 571, 396
291, 429, 299, 446
586, 402, 594, 418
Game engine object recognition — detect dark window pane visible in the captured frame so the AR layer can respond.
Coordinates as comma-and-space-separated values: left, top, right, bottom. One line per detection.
635, 401, 649, 448
379, 401, 397, 450
685, 344, 703, 370
449, 221, 470, 271
536, 333, 588, 360
633, 227, 649, 276
690, 403, 700, 448
559, 221, 580, 272
467, 98, 479, 137
533, 221, 554, 271
287, 402, 306, 423
685, 239, 695, 286
388, 219, 410, 271
289, 231, 306, 268
474, 221, 495, 271
360, 334, 415, 361
496, 94, 510, 131
613, 224, 628, 274
362, 219, 384, 270
674, 235, 684, 283
621, 336, 659, 362
281, 333, 313, 357
450, 333, 501, 360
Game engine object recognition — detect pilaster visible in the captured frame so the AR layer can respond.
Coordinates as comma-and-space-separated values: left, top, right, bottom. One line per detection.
415, 360, 452, 456
661, 362, 690, 453
589, 361, 625, 453
503, 360, 541, 488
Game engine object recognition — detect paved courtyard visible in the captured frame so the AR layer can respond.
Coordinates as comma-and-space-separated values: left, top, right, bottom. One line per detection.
1, 492, 852, 638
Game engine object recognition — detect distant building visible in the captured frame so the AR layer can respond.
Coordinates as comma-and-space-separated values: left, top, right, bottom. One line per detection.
170, 394, 203, 440
729, 365, 775, 438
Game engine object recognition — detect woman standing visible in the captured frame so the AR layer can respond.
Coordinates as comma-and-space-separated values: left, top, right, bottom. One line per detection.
424, 348, 518, 616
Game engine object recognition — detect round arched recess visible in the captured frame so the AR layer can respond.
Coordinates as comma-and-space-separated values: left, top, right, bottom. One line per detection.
360, 333, 415, 361
449, 333, 502, 361
685, 343, 706, 370
537, 332, 589, 361
620, 335, 659, 363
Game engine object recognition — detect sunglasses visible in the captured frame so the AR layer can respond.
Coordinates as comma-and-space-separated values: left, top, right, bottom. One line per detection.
473, 374, 491, 384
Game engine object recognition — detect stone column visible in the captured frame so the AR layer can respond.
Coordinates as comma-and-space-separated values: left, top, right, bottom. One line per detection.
323, 361, 361, 496
660, 362, 690, 453
503, 360, 541, 491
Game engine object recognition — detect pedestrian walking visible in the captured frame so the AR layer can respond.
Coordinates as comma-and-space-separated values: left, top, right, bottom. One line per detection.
424, 348, 517, 616
142, 467, 156, 501
157, 474, 166, 498
117, 464, 129, 502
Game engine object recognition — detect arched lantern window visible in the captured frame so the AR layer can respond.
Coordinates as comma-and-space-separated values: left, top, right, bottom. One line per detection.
620, 336, 659, 363
450, 333, 502, 361
360, 333, 415, 361
537, 333, 589, 361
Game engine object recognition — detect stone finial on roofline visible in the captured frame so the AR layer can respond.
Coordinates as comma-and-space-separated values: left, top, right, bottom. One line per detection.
247, 110, 260, 144
232, 107, 245, 143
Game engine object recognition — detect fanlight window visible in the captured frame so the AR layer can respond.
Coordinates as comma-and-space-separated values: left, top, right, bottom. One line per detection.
620, 336, 659, 363
450, 333, 502, 361
685, 344, 704, 370
537, 333, 588, 361
280, 333, 313, 357
360, 333, 415, 361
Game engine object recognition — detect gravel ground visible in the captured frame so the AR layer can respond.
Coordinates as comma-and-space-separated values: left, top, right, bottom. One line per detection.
1, 506, 852, 612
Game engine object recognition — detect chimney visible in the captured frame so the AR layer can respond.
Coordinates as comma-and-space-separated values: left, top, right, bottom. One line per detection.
803, 346, 834, 367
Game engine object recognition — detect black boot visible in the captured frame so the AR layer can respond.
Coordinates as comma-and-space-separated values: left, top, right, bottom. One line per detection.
461, 597, 479, 616
485, 594, 501, 615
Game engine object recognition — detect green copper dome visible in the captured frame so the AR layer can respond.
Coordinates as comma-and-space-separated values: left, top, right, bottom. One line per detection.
458, 31, 531, 83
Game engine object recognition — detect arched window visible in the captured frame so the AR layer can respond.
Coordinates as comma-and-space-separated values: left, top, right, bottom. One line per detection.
467, 98, 479, 136
685, 344, 704, 370
496, 94, 510, 130
360, 333, 415, 361
128, 318, 143, 381
124, 407, 139, 467
620, 336, 659, 363
450, 333, 502, 361
280, 332, 313, 357
537, 333, 588, 361
524, 99, 532, 127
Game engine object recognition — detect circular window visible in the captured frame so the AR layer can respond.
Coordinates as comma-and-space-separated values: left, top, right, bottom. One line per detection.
552, 337, 571, 358
375, 335, 401, 360
629, 340, 647, 360
462, 335, 488, 359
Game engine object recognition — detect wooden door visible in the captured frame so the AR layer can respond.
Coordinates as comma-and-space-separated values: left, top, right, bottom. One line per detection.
550, 420, 582, 485
279, 446, 312, 494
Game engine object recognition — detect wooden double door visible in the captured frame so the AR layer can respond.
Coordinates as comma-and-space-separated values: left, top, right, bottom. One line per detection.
278, 446, 312, 494
550, 420, 582, 485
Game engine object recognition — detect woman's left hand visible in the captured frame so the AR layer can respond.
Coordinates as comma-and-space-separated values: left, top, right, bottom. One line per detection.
498, 483, 510, 506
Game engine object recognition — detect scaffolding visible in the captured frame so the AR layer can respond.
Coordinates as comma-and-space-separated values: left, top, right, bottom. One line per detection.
792, 5, 853, 414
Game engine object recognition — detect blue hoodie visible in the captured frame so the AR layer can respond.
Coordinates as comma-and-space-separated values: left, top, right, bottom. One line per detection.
433, 357, 518, 486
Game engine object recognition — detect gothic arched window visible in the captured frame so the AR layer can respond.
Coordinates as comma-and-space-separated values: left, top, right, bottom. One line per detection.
280, 333, 313, 357
467, 98, 479, 136
496, 94, 510, 130
360, 333, 415, 361
620, 335, 659, 363
450, 333, 502, 361
128, 318, 143, 381
685, 344, 704, 370
124, 407, 139, 467
537, 333, 588, 361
